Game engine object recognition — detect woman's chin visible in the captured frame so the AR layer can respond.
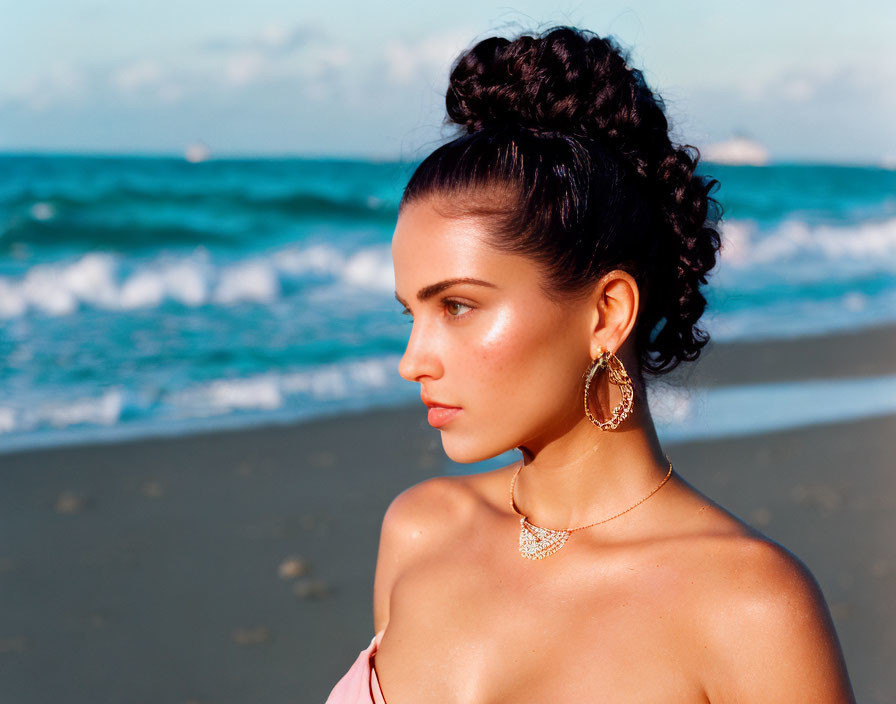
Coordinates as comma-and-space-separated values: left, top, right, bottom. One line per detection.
440, 436, 514, 466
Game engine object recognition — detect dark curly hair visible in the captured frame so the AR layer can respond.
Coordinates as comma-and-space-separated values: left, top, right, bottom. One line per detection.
399, 25, 724, 378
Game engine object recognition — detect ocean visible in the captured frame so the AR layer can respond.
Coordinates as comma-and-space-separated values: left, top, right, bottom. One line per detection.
1, 154, 895, 454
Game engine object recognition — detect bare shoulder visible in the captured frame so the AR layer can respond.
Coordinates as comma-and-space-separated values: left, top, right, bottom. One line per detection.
372, 474, 479, 633
383, 474, 480, 549
691, 533, 856, 703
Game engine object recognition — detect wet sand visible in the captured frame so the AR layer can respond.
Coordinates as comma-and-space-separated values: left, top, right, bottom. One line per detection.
1, 323, 893, 703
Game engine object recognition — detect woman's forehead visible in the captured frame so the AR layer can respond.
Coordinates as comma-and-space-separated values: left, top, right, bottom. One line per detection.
392, 200, 487, 249
393, 209, 535, 286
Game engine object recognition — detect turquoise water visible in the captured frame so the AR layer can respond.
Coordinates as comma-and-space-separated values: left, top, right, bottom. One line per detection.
1, 154, 895, 452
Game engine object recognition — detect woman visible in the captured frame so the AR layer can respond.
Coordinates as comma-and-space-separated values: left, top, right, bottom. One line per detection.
327, 25, 855, 703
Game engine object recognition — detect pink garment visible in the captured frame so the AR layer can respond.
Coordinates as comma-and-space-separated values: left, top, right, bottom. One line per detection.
325, 630, 387, 704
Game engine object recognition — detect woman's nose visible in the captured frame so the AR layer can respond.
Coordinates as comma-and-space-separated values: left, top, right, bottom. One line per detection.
398, 322, 442, 382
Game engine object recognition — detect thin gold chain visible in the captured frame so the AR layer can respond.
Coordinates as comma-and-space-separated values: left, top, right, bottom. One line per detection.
509, 456, 674, 533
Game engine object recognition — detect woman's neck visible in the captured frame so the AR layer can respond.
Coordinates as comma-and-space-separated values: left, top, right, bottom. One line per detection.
514, 402, 671, 531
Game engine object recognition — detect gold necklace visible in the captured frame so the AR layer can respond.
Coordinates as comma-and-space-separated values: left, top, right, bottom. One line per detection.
509, 456, 674, 560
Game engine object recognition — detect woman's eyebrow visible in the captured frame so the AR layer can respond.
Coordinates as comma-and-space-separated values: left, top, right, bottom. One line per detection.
394, 277, 497, 306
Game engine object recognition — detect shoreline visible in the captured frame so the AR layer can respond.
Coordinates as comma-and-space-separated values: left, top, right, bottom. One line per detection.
1, 320, 894, 460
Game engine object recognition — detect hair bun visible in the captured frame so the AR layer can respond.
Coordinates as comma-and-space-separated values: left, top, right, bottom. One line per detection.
446, 28, 665, 174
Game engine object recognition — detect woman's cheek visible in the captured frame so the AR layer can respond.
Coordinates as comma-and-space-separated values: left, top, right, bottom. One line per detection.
472, 305, 552, 390
469, 307, 528, 380
479, 306, 515, 350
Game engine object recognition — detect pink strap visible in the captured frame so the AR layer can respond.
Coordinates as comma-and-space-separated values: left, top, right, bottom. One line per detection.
371, 629, 387, 703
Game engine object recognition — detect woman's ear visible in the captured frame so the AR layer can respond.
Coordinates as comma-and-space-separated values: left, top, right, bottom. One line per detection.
588, 269, 640, 360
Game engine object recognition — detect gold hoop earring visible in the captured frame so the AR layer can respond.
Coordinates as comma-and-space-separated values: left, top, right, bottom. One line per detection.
583, 347, 635, 430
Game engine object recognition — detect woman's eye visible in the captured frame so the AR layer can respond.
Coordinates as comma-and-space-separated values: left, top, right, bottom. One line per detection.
444, 299, 472, 318
398, 299, 472, 323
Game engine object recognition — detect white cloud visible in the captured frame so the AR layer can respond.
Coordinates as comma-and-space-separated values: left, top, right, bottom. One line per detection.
308, 45, 351, 74
259, 22, 290, 48
203, 23, 350, 89
382, 30, 475, 85
383, 42, 417, 84
8, 60, 86, 111
734, 62, 889, 105
110, 59, 185, 104
202, 22, 315, 55
780, 76, 816, 102
298, 45, 353, 102
113, 60, 161, 91
225, 51, 265, 86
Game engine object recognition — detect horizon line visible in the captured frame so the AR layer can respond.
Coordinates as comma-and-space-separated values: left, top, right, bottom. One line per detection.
0, 148, 893, 169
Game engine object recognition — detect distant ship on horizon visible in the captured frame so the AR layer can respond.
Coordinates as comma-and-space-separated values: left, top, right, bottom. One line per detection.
701, 134, 770, 166
184, 142, 211, 163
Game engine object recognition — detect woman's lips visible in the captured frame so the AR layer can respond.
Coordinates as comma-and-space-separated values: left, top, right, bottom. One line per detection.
427, 406, 462, 428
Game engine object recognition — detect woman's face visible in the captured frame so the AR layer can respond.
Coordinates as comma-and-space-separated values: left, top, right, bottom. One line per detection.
392, 197, 596, 463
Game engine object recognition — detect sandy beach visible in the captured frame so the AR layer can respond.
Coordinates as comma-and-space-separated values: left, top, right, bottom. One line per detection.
1, 323, 894, 703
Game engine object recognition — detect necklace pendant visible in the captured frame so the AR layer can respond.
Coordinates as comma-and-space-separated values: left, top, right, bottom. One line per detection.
518, 517, 571, 560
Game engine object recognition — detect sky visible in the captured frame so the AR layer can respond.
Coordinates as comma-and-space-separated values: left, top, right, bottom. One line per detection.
2, 0, 894, 163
